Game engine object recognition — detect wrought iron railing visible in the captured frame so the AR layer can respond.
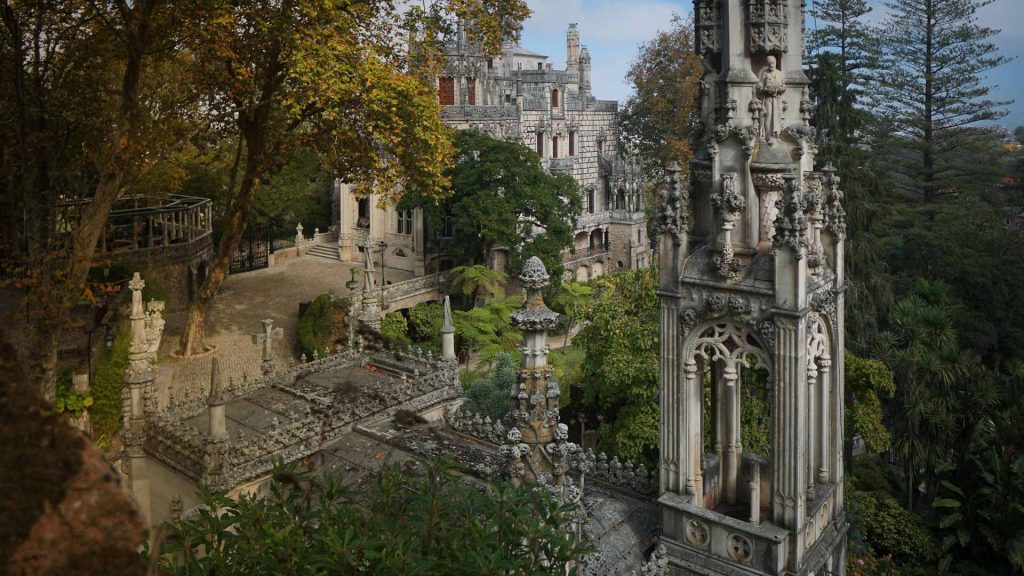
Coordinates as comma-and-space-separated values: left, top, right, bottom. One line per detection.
55, 194, 212, 255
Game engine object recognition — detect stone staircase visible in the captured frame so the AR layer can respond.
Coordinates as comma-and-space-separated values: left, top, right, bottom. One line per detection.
305, 243, 340, 261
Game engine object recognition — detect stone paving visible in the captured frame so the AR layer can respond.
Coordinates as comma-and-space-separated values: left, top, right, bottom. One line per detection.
155, 254, 413, 406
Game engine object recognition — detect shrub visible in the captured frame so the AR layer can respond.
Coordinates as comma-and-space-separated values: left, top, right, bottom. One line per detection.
461, 352, 516, 421
407, 302, 443, 343
55, 369, 93, 415
848, 488, 937, 563
91, 321, 130, 439
157, 459, 590, 574
380, 311, 410, 346
297, 294, 351, 358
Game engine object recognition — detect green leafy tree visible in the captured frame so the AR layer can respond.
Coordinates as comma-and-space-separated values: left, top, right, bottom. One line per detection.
157, 459, 590, 575
875, 0, 1012, 202
619, 14, 702, 178
573, 265, 659, 464
402, 130, 582, 278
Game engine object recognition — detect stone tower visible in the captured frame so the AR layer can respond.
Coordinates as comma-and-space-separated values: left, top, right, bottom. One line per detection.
656, 0, 848, 574
566, 23, 580, 76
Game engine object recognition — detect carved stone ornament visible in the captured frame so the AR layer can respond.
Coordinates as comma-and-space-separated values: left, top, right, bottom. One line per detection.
658, 162, 689, 245
772, 175, 808, 258
686, 519, 711, 549
695, 0, 723, 54
711, 172, 746, 222
747, 0, 788, 54
727, 533, 754, 563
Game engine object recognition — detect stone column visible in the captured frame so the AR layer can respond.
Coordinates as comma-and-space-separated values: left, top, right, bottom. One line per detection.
807, 356, 818, 493
441, 295, 455, 360
818, 354, 831, 484
123, 272, 154, 522
750, 462, 762, 524
723, 360, 741, 505
685, 358, 702, 503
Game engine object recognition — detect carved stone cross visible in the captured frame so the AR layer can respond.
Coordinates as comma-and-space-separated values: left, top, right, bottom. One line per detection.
252, 318, 283, 374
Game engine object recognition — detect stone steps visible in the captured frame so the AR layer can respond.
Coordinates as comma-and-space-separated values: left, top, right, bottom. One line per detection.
305, 243, 340, 261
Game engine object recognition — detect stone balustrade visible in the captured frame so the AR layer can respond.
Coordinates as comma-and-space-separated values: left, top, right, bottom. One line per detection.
294, 224, 338, 249
446, 407, 658, 496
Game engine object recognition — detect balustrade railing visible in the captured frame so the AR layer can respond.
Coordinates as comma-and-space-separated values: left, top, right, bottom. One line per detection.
56, 194, 212, 255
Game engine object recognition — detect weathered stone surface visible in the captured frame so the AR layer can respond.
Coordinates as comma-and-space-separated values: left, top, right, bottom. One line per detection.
0, 332, 146, 575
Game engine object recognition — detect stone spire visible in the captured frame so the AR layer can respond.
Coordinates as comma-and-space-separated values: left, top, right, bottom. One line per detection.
123, 272, 154, 522
359, 245, 382, 331
440, 295, 455, 360
207, 357, 227, 442
501, 257, 572, 488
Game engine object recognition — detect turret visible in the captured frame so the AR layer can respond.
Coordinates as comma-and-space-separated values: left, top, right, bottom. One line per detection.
123, 272, 154, 522
566, 23, 580, 76
579, 46, 591, 101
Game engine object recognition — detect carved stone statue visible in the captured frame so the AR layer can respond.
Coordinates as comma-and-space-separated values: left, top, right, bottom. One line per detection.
755, 56, 786, 142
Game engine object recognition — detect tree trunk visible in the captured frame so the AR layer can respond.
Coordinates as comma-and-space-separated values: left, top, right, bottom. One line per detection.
178, 118, 270, 356
21, 0, 159, 401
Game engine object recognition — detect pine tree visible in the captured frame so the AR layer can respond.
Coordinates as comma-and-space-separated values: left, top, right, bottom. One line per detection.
809, 0, 880, 91
875, 0, 1012, 202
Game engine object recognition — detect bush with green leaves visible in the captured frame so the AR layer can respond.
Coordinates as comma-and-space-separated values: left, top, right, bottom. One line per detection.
380, 311, 411, 346
408, 302, 443, 343
156, 459, 589, 575
461, 352, 517, 421
848, 488, 936, 563
55, 369, 93, 415
297, 294, 351, 358
90, 321, 130, 439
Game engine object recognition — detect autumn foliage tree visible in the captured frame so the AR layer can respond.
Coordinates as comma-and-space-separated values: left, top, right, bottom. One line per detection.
619, 14, 702, 179
177, 1, 530, 355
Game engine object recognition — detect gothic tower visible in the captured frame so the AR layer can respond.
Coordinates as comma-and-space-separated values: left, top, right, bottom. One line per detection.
657, 1, 848, 574
566, 23, 580, 76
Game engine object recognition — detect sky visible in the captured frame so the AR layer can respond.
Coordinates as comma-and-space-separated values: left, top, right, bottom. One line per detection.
518, 0, 1024, 129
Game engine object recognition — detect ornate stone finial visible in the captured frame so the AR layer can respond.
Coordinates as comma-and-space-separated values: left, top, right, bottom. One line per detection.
170, 494, 183, 520
510, 258, 558, 333
518, 256, 550, 290
128, 272, 145, 293
207, 357, 224, 406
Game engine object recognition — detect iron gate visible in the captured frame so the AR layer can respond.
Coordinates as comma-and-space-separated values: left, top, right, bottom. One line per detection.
230, 222, 272, 274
